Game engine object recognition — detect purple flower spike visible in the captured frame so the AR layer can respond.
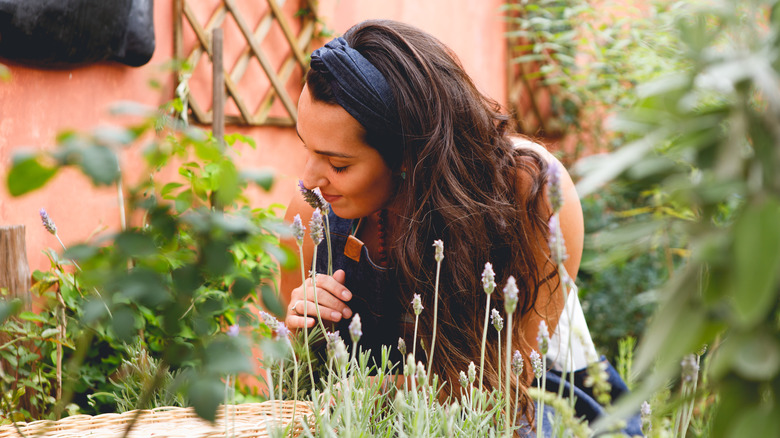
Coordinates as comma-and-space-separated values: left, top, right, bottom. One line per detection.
40, 208, 57, 235
227, 324, 239, 337
298, 180, 329, 213
547, 162, 563, 213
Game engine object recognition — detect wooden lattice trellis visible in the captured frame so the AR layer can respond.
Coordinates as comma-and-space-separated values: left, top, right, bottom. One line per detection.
173, 0, 317, 126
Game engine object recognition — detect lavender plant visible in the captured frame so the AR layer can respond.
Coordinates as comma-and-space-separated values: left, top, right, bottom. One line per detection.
478, 262, 496, 392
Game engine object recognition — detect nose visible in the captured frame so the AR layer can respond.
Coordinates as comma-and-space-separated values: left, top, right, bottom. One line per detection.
301, 155, 328, 190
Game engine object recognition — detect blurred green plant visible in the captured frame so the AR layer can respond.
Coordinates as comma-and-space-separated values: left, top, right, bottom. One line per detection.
504, 0, 687, 156
1, 101, 293, 422
575, 0, 780, 435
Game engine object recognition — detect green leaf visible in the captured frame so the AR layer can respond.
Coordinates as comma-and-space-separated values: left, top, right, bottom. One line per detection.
0, 299, 23, 323
40, 328, 60, 339
7, 153, 59, 196
111, 306, 137, 343
231, 276, 255, 300
19, 311, 48, 323
161, 182, 184, 198
215, 160, 240, 206
732, 332, 780, 381
241, 168, 274, 191
188, 377, 223, 422
80, 145, 119, 185
732, 198, 780, 326
261, 284, 284, 319
116, 232, 157, 257
63, 244, 99, 261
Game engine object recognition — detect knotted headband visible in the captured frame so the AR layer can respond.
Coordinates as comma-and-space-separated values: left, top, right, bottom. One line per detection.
310, 37, 401, 149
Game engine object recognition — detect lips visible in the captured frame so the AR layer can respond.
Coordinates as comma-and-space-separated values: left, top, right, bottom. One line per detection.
321, 193, 342, 203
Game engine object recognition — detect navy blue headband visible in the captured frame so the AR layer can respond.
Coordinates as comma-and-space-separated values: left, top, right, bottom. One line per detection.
310, 37, 401, 148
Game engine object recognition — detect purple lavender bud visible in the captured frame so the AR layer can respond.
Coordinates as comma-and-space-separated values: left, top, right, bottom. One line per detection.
640, 401, 651, 417
325, 330, 341, 356
275, 322, 291, 341
412, 294, 423, 316
349, 313, 362, 344
548, 214, 568, 265
512, 350, 523, 375
292, 214, 305, 245
227, 324, 239, 337
481, 262, 496, 295
40, 208, 57, 235
503, 276, 519, 314
491, 309, 504, 332
259, 310, 279, 331
298, 180, 329, 213
331, 337, 348, 369
641, 400, 652, 433
537, 320, 550, 355
530, 350, 543, 379
398, 337, 407, 356
681, 354, 699, 383
467, 361, 476, 383
459, 371, 469, 388
433, 239, 444, 263
309, 209, 324, 246
547, 161, 563, 213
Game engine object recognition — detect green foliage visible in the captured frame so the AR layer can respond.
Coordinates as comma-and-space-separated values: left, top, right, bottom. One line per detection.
1, 103, 290, 422
505, 0, 687, 153
575, 0, 780, 435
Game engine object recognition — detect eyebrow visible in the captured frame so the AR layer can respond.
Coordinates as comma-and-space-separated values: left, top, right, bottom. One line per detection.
295, 126, 356, 159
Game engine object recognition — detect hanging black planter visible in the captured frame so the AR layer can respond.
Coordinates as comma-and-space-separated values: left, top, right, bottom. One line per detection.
0, 0, 155, 68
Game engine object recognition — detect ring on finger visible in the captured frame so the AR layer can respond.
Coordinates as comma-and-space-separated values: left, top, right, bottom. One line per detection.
290, 300, 304, 315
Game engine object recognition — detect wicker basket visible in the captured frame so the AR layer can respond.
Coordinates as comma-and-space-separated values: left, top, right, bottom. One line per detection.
0, 400, 315, 438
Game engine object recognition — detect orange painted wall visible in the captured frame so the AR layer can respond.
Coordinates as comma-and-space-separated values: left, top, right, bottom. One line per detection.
0, 0, 508, 273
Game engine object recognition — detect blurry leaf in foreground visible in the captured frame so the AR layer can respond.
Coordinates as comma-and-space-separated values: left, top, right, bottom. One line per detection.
7, 153, 59, 196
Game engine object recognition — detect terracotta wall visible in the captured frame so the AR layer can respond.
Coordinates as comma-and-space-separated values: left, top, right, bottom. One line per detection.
0, 0, 508, 273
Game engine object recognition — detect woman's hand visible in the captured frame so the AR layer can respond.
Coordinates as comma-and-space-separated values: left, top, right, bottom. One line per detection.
286, 269, 353, 329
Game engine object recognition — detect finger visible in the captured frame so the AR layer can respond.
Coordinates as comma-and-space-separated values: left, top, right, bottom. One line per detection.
292, 284, 352, 318
294, 299, 347, 322
314, 272, 352, 301
285, 313, 315, 329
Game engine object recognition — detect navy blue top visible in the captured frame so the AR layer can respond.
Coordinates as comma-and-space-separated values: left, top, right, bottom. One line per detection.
313, 208, 408, 369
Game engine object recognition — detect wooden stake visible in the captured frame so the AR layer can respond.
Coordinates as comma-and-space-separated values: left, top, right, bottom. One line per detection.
212, 27, 225, 148
0, 225, 31, 309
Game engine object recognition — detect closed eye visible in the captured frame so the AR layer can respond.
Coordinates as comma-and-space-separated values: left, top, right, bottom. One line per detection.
331, 164, 348, 173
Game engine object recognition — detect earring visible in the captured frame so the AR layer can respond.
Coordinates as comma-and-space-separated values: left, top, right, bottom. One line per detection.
400, 167, 407, 180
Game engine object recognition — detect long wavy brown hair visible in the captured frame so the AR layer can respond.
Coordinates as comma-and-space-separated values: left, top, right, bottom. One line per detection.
306, 19, 554, 421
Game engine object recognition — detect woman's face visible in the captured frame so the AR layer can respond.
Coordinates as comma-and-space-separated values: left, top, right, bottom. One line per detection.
297, 85, 395, 219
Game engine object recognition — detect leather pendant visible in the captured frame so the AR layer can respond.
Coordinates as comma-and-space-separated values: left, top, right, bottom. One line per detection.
344, 235, 364, 262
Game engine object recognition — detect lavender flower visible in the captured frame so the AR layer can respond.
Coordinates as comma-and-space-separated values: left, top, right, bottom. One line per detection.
292, 214, 305, 245
537, 320, 550, 355
309, 209, 324, 245
330, 337, 348, 369
548, 214, 568, 265
298, 180, 328, 212
584, 360, 611, 405
530, 350, 543, 379
40, 208, 57, 235
349, 313, 362, 344
433, 239, 444, 263
481, 262, 496, 295
503, 276, 519, 314
546, 161, 563, 213
641, 401, 652, 433
459, 371, 469, 388
398, 337, 407, 356
226, 324, 239, 337
468, 361, 476, 383
275, 322, 291, 341
681, 354, 699, 383
511, 350, 523, 375
259, 310, 279, 331
325, 330, 341, 356
491, 309, 504, 332
416, 361, 427, 385
412, 294, 423, 315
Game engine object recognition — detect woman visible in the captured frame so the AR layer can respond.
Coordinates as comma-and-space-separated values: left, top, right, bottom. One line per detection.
280, 19, 627, 432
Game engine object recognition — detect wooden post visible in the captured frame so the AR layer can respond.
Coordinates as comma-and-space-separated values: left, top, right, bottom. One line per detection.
212, 27, 225, 148
0, 225, 31, 309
